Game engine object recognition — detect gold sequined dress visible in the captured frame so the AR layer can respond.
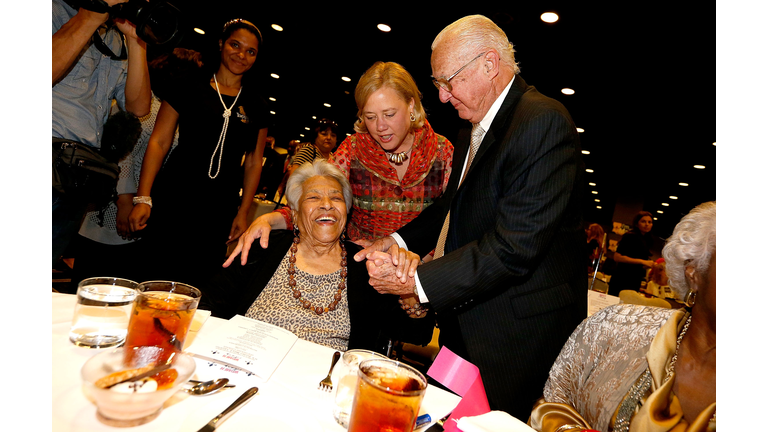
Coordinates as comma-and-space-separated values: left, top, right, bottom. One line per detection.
530, 304, 715, 432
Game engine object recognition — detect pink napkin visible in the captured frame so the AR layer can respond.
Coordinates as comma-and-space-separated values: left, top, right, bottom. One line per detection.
427, 347, 490, 431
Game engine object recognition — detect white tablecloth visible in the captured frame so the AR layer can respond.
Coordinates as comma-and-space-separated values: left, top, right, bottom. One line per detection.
52, 293, 460, 431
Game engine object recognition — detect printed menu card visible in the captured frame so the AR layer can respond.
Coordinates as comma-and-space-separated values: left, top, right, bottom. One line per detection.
187, 314, 298, 381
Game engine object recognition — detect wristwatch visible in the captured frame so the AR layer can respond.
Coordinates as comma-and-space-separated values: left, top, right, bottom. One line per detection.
132, 196, 152, 208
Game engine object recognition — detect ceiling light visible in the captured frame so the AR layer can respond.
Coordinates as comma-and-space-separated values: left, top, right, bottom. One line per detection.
662, 203, 669, 206
323, 103, 331, 107
377, 24, 391, 32
271, 24, 283, 31
589, 182, 596, 186
304, 127, 310, 131
693, 165, 705, 169
561, 88, 575, 95
586, 168, 594, 173
679, 182, 689, 186
653, 217, 658, 220
269, 111, 275, 115
596, 206, 602, 209
541, 12, 559, 23
576, 128, 584, 133
193, 28, 205, 35
341, 77, 351, 82
271, 73, 280, 79
657, 210, 664, 214
582, 150, 590, 155
670, 196, 678, 199
591, 191, 598, 194
269, 97, 276, 102
713, 142, 716, 146
595, 199, 600, 202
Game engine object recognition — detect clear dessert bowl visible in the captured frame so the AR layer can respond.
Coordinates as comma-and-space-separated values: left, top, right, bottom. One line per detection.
81, 346, 196, 427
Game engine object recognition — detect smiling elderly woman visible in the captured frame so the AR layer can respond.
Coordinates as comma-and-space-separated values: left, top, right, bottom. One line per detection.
199, 159, 433, 352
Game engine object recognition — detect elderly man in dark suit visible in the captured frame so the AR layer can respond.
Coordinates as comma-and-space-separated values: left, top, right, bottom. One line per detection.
354, 15, 587, 419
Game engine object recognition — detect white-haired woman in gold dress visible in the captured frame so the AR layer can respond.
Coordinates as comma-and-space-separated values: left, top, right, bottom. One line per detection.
530, 201, 716, 432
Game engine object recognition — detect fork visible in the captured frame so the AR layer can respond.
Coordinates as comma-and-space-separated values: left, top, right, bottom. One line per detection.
319, 351, 341, 391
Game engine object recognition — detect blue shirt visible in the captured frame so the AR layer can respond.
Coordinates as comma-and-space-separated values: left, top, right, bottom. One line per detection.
52, 0, 128, 148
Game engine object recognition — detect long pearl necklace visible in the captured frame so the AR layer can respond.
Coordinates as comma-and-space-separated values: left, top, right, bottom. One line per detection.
209, 74, 242, 179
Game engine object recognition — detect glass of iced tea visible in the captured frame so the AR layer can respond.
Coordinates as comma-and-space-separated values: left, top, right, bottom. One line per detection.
347, 358, 427, 432
123, 281, 201, 366
331, 349, 388, 427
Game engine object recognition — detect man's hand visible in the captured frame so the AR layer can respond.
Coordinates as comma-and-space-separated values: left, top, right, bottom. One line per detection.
366, 244, 420, 283
353, 235, 396, 263
114, 17, 139, 41
365, 257, 417, 296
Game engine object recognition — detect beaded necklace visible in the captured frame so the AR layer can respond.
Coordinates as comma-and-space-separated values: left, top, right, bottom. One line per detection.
287, 234, 347, 315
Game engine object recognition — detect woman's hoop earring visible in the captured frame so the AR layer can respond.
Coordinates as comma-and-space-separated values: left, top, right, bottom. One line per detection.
410, 112, 416, 122
683, 290, 697, 307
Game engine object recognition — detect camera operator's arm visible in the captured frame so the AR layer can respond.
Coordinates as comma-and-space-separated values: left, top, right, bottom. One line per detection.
115, 16, 151, 117
52, 0, 129, 85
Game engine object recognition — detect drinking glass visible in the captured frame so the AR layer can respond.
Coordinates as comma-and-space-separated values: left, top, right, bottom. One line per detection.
69, 277, 139, 348
331, 349, 388, 427
347, 358, 427, 432
122, 281, 201, 366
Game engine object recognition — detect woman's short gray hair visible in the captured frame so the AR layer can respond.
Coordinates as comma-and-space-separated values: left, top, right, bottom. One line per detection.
662, 201, 716, 297
285, 159, 353, 213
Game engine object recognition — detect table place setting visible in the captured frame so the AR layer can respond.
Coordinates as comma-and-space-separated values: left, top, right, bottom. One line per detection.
52, 277, 462, 432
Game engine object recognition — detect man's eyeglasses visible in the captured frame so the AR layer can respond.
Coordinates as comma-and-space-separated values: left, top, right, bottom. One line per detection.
431, 51, 487, 92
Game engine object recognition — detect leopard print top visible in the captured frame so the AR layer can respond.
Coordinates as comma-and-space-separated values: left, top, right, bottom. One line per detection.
245, 249, 351, 352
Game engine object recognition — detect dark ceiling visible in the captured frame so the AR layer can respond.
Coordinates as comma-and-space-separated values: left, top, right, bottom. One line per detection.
152, 3, 715, 239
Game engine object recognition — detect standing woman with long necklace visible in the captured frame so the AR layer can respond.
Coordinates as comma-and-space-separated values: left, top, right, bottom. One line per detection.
129, 19, 269, 288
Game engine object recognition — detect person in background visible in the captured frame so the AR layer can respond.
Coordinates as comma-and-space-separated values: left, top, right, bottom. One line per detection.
356, 15, 586, 419
288, 118, 340, 176
530, 201, 716, 432
645, 257, 672, 298
200, 160, 434, 352
52, 0, 151, 267
70, 48, 203, 287
128, 18, 269, 288
224, 61, 454, 316
585, 223, 605, 274
608, 210, 655, 295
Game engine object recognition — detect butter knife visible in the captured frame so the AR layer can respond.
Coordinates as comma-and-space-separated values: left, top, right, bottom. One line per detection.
196, 387, 259, 432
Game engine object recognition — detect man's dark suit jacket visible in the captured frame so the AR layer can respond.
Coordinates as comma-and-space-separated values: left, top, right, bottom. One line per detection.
201, 230, 434, 353
397, 75, 587, 418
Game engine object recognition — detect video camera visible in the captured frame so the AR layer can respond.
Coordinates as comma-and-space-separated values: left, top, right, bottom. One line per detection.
77, 0, 183, 46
